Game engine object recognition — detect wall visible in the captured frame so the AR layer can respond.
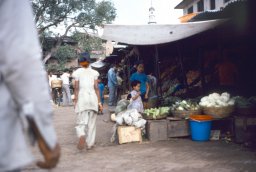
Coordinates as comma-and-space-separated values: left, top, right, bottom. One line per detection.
183, 0, 237, 15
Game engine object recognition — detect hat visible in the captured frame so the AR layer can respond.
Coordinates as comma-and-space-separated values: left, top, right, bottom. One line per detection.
78, 52, 91, 63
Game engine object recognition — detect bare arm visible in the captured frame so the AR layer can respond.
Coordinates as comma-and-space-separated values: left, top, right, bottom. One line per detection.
94, 79, 103, 111
74, 80, 79, 105
145, 82, 150, 99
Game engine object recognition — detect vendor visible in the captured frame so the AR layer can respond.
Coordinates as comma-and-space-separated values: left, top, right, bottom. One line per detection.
130, 62, 150, 103
215, 51, 238, 95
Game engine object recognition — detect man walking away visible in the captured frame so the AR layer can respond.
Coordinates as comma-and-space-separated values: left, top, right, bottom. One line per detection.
61, 69, 72, 106
107, 64, 118, 106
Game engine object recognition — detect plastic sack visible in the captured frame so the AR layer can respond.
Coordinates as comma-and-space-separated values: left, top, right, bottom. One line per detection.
115, 99, 130, 114
133, 119, 147, 128
115, 114, 124, 125
123, 115, 133, 125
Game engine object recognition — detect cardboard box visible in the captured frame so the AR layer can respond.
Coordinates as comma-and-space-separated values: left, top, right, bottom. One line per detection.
117, 126, 142, 144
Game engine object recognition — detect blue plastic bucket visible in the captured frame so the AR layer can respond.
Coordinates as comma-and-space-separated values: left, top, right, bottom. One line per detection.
189, 115, 212, 141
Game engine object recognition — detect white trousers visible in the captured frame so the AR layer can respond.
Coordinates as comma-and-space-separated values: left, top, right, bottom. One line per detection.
62, 84, 71, 105
75, 110, 97, 147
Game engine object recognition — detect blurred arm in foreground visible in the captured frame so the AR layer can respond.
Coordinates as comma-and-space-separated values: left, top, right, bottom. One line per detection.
0, 0, 60, 171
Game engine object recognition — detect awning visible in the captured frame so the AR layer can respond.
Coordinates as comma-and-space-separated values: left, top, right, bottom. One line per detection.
90, 60, 106, 69
179, 13, 198, 23
101, 19, 226, 45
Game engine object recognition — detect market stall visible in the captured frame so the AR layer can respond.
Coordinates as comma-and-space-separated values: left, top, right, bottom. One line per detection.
102, 0, 256, 146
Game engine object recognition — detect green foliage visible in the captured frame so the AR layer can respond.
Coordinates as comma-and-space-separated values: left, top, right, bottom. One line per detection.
45, 63, 66, 73
71, 31, 103, 52
45, 44, 77, 72
32, 0, 116, 34
54, 44, 77, 63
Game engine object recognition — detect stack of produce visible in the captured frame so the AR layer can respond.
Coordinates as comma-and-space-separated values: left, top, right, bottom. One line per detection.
199, 92, 235, 107
199, 92, 235, 118
115, 109, 147, 129
170, 100, 201, 119
233, 96, 256, 115
143, 107, 170, 119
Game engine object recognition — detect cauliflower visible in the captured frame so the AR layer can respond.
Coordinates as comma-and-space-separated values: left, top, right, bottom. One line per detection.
220, 92, 230, 102
209, 93, 220, 100
199, 92, 234, 108
200, 97, 209, 103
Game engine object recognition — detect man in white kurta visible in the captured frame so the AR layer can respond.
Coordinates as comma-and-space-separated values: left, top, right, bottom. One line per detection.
72, 56, 103, 150
0, 0, 59, 171
60, 71, 72, 106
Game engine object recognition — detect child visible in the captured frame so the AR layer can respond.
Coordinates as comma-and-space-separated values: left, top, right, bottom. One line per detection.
98, 77, 105, 114
127, 80, 144, 113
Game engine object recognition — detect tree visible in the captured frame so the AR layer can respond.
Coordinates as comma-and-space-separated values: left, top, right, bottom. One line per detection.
71, 31, 103, 53
32, 0, 116, 63
45, 44, 77, 72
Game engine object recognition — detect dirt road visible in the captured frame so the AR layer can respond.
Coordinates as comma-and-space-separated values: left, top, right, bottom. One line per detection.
24, 106, 256, 172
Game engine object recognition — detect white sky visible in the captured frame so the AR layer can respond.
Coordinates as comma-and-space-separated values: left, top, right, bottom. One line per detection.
109, 0, 183, 24
52, 0, 183, 35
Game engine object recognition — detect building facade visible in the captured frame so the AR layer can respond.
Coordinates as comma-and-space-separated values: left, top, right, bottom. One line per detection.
175, 0, 238, 15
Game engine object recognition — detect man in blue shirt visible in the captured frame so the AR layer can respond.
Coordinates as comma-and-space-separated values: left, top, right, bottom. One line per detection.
108, 64, 118, 106
130, 63, 150, 102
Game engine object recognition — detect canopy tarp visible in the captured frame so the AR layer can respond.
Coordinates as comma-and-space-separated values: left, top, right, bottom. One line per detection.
101, 19, 226, 45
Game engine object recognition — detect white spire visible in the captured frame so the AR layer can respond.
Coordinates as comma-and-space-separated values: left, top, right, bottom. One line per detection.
148, 0, 156, 24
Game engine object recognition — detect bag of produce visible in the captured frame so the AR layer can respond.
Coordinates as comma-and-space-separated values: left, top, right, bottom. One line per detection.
115, 99, 130, 114
133, 119, 147, 128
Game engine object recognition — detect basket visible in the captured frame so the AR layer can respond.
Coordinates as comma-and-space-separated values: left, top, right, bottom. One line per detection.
51, 80, 62, 88
202, 105, 235, 119
142, 113, 167, 120
171, 109, 202, 119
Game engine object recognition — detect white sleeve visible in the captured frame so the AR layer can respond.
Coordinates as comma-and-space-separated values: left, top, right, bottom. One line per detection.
72, 69, 80, 81
0, 0, 57, 149
94, 70, 99, 80
130, 91, 137, 98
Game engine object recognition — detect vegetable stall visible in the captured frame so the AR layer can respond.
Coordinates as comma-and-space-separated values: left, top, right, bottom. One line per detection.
103, 0, 256, 145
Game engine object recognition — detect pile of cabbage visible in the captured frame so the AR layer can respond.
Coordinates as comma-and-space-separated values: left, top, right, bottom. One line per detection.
144, 107, 170, 119
199, 92, 235, 107
171, 100, 200, 111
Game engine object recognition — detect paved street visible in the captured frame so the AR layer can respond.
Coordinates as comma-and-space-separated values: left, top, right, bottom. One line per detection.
24, 105, 256, 172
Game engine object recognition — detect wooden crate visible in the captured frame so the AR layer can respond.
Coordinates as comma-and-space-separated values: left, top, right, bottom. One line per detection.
167, 117, 190, 137
146, 120, 168, 141
234, 116, 256, 143
117, 126, 142, 144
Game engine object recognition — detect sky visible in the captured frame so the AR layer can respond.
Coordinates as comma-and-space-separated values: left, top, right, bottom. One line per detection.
109, 0, 183, 24
53, 0, 183, 35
